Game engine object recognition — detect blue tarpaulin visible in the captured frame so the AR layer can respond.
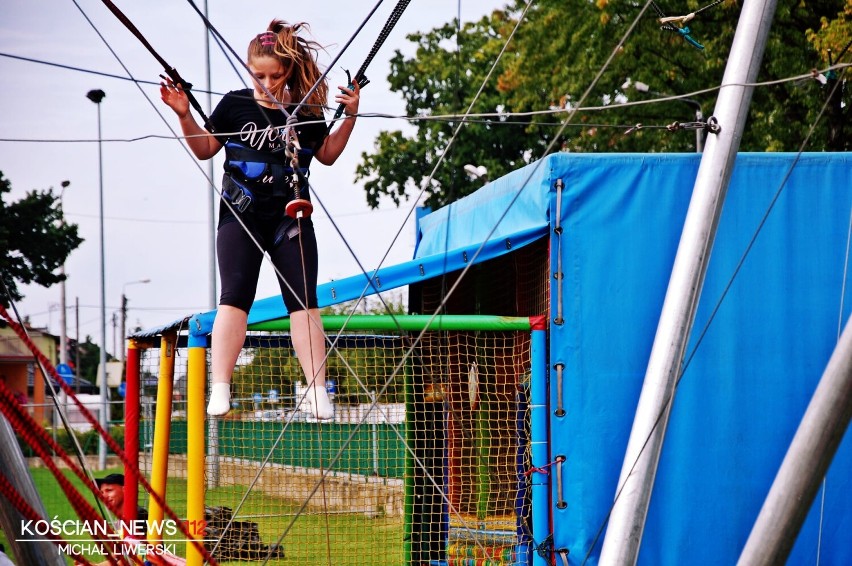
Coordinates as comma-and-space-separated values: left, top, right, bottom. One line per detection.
175, 151, 851, 565
540, 152, 851, 565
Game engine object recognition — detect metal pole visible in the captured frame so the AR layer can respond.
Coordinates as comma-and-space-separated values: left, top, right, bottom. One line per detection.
0, 416, 66, 566
112, 311, 118, 362
98, 96, 108, 471
58, 180, 71, 447
60, 273, 67, 363
121, 279, 150, 370
203, 0, 221, 490
738, 318, 852, 565
87, 88, 109, 471
695, 108, 704, 153
371, 391, 379, 476
120, 293, 127, 367
204, 0, 217, 311
598, 1, 779, 563
75, 296, 80, 394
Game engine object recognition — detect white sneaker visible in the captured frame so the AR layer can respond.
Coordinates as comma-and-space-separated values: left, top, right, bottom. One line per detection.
303, 385, 334, 420
207, 383, 231, 416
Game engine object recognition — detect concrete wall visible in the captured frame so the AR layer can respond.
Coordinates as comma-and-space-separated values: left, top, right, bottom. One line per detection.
144, 455, 405, 518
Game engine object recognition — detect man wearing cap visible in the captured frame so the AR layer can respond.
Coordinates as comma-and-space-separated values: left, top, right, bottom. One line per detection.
95, 473, 149, 524
73, 474, 150, 566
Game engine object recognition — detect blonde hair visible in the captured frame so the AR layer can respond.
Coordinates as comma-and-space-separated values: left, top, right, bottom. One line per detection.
248, 20, 328, 117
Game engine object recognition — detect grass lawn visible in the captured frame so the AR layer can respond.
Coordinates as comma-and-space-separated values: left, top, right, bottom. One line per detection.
3, 467, 403, 565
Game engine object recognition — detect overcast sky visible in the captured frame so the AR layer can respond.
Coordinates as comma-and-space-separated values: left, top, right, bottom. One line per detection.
1, 0, 505, 352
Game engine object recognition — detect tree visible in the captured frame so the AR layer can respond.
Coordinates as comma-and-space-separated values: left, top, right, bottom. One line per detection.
806, 0, 852, 150
76, 335, 113, 383
0, 171, 83, 305
356, 10, 537, 210
356, 0, 848, 208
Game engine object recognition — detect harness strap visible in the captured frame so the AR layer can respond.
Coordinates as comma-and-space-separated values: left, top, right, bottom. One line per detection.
222, 140, 317, 207
224, 141, 313, 167
221, 175, 254, 213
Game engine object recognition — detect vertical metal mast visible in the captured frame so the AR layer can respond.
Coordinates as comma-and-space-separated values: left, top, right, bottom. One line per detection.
203, 0, 217, 311
202, 0, 221, 490
598, 1, 779, 563
0, 416, 66, 566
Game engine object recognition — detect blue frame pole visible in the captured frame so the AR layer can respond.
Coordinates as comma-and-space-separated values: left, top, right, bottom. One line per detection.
529, 328, 548, 566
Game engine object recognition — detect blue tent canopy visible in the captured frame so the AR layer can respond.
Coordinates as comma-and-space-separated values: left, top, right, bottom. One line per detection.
156, 152, 851, 565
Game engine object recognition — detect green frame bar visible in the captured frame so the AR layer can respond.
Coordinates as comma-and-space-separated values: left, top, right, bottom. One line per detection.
249, 314, 533, 332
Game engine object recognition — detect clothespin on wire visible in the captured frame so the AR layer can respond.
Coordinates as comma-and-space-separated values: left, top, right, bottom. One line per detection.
650, 0, 724, 50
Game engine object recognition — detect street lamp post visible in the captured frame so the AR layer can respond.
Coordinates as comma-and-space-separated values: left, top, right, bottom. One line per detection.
87, 88, 108, 470
121, 279, 151, 367
56, 180, 71, 437
632, 81, 704, 153
58, 180, 71, 367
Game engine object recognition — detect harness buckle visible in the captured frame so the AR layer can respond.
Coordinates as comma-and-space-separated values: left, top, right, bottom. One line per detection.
223, 176, 254, 213
231, 190, 252, 213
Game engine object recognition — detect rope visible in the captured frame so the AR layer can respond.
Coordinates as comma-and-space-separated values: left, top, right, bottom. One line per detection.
97, 0, 212, 129
0, 305, 219, 566
0, 277, 107, 520
0, 472, 98, 566
0, 381, 134, 566
328, 0, 413, 128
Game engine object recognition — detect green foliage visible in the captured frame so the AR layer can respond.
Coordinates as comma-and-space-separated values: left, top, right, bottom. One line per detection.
356, 0, 849, 208
17, 425, 125, 457
356, 11, 537, 210
231, 293, 410, 404
0, 171, 83, 305
231, 344, 302, 403
231, 336, 407, 406
76, 335, 108, 383
320, 290, 408, 316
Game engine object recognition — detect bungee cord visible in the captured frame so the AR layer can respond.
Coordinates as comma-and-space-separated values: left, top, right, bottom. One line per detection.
98, 0, 213, 129
324, 0, 413, 129
182, 0, 385, 122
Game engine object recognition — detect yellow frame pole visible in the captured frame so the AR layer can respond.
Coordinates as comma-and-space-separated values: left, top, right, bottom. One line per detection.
147, 332, 176, 542
186, 335, 208, 566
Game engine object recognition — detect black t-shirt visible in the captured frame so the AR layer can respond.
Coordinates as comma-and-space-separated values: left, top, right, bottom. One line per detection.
209, 89, 328, 221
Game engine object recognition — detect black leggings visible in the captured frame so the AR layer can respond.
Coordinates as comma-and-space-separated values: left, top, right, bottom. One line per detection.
217, 215, 318, 314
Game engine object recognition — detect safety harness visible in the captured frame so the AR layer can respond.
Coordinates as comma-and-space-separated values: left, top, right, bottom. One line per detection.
221, 141, 312, 213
